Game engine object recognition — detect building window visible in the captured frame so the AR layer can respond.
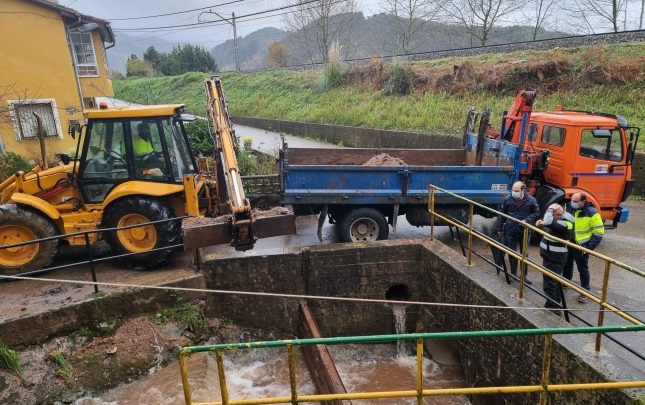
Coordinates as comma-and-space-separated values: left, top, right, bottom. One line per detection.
70, 32, 99, 77
9, 99, 62, 140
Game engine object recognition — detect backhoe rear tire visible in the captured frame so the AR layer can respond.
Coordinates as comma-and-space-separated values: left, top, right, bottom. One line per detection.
103, 197, 180, 269
0, 204, 58, 275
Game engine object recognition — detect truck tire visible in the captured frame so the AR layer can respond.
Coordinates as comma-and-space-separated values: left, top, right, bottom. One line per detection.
103, 197, 180, 269
0, 204, 58, 275
339, 208, 389, 242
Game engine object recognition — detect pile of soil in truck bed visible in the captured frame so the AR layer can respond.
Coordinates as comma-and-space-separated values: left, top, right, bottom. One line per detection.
362, 153, 406, 166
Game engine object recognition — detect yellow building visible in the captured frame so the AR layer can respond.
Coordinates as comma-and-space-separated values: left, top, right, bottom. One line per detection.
0, 0, 115, 160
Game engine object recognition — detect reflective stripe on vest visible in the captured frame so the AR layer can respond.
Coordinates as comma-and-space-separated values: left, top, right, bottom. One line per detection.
573, 210, 604, 244
540, 241, 568, 253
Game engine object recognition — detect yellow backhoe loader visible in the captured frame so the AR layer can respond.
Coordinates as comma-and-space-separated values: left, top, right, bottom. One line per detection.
0, 78, 295, 274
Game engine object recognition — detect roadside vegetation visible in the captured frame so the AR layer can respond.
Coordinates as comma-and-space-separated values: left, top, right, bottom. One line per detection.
114, 43, 644, 142
0, 341, 23, 380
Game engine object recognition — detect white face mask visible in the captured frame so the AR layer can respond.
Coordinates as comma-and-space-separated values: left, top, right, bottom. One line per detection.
511, 191, 523, 199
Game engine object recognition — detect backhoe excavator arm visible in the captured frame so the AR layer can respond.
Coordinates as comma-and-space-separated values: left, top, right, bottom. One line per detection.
204, 77, 256, 250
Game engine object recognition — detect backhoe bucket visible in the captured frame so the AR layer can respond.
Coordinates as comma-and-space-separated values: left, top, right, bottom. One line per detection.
181, 211, 296, 250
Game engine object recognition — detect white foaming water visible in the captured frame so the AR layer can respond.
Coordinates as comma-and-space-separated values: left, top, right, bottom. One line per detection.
392, 303, 410, 358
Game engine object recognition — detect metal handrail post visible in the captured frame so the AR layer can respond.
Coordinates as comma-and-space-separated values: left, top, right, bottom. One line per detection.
215, 350, 230, 405
416, 339, 424, 405
519, 225, 529, 299
467, 203, 474, 266
84, 233, 99, 294
539, 334, 553, 405
287, 345, 298, 405
429, 186, 436, 241
178, 352, 193, 405
596, 261, 612, 351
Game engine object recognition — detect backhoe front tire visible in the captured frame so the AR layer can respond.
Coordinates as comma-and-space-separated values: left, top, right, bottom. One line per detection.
0, 205, 58, 275
103, 197, 180, 269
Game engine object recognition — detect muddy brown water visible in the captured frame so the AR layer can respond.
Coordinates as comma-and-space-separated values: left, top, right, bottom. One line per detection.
74, 344, 469, 405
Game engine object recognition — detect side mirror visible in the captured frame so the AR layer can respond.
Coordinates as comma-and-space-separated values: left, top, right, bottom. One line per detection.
58, 153, 71, 165
68, 120, 81, 139
592, 129, 612, 138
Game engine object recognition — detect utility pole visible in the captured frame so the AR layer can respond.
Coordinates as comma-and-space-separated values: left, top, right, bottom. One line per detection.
199, 9, 240, 71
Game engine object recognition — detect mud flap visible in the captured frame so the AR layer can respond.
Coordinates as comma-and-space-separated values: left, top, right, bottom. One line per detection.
317, 204, 328, 242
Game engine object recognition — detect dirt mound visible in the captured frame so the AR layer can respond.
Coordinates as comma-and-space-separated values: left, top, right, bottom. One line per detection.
363, 153, 406, 166
72, 318, 173, 391
253, 206, 291, 217
182, 215, 229, 229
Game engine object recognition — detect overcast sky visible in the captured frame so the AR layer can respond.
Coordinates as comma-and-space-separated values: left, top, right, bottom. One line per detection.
65, 0, 642, 49
65, 0, 376, 48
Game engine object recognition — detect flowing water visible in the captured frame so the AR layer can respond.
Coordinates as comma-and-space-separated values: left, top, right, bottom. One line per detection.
75, 306, 469, 405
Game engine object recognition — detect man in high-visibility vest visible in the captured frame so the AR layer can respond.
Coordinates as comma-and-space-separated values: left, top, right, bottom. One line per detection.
563, 191, 604, 303
132, 123, 163, 176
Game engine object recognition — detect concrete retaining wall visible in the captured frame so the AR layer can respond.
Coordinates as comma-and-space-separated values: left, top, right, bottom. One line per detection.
233, 116, 645, 196
201, 240, 643, 404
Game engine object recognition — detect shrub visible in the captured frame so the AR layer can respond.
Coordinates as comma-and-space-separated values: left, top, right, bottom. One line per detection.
185, 119, 213, 157
0, 341, 23, 380
0, 152, 31, 180
382, 61, 414, 96
316, 42, 345, 92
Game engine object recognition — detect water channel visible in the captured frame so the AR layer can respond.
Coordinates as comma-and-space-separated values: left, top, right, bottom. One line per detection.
75, 306, 470, 405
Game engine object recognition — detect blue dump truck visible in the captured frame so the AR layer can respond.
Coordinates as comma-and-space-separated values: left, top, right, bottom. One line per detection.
280, 132, 517, 242
276, 91, 638, 242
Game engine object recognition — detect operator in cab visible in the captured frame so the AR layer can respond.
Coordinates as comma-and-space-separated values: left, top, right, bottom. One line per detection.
132, 122, 165, 177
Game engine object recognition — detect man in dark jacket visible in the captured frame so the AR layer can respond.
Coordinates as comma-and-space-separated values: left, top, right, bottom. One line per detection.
495, 181, 540, 279
536, 203, 574, 313
563, 192, 604, 303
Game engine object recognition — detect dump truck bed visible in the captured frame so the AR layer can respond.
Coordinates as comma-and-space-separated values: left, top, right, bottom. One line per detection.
281, 146, 517, 206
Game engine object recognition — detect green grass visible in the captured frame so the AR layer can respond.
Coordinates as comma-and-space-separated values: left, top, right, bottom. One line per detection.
114, 43, 644, 144
153, 303, 205, 332
0, 341, 23, 380
49, 351, 74, 385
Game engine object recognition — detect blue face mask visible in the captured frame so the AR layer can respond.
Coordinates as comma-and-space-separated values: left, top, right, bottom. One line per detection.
511, 191, 523, 199
570, 202, 580, 210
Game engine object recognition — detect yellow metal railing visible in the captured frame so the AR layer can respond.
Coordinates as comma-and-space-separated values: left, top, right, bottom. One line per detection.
428, 184, 644, 351
178, 325, 645, 405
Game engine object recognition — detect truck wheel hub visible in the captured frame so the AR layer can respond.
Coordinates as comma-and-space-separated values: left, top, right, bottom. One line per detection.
350, 218, 378, 242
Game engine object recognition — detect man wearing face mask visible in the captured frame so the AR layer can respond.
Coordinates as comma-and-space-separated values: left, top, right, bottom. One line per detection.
563, 192, 604, 303
495, 181, 540, 281
536, 203, 575, 313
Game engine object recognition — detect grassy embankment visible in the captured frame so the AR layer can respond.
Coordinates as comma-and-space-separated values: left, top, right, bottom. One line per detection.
114, 43, 644, 142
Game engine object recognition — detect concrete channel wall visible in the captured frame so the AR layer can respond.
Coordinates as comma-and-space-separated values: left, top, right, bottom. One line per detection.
201, 240, 643, 404
232, 116, 645, 197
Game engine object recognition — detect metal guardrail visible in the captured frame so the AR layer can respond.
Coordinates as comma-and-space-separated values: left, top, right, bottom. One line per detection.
178, 325, 645, 405
428, 184, 644, 353
0, 216, 187, 287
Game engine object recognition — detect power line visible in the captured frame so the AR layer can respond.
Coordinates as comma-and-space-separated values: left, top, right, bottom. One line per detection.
113, 0, 325, 31
108, 0, 247, 21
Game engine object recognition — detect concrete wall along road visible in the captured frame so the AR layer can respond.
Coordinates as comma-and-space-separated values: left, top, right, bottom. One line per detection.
233, 116, 645, 197
201, 240, 643, 404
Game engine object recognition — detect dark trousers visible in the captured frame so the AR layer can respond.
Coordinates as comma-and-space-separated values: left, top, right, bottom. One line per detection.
563, 250, 591, 290
542, 259, 564, 308
503, 232, 526, 276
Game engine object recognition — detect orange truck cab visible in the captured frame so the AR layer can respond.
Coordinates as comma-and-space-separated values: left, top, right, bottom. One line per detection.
497, 92, 639, 227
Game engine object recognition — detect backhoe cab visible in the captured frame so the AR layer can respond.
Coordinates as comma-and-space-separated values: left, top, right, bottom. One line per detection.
0, 78, 295, 275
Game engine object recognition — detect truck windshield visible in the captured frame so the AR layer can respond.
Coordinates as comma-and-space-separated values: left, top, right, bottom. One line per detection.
579, 129, 623, 162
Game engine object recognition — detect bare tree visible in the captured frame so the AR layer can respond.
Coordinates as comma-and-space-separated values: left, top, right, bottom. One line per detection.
267, 41, 290, 68
441, 0, 526, 46
567, 0, 628, 32
522, 0, 559, 40
381, 0, 440, 53
284, 0, 359, 63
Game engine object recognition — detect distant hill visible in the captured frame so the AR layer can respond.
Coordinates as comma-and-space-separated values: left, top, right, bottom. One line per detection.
211, 13, 568, 70
107, 33, 175, 73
